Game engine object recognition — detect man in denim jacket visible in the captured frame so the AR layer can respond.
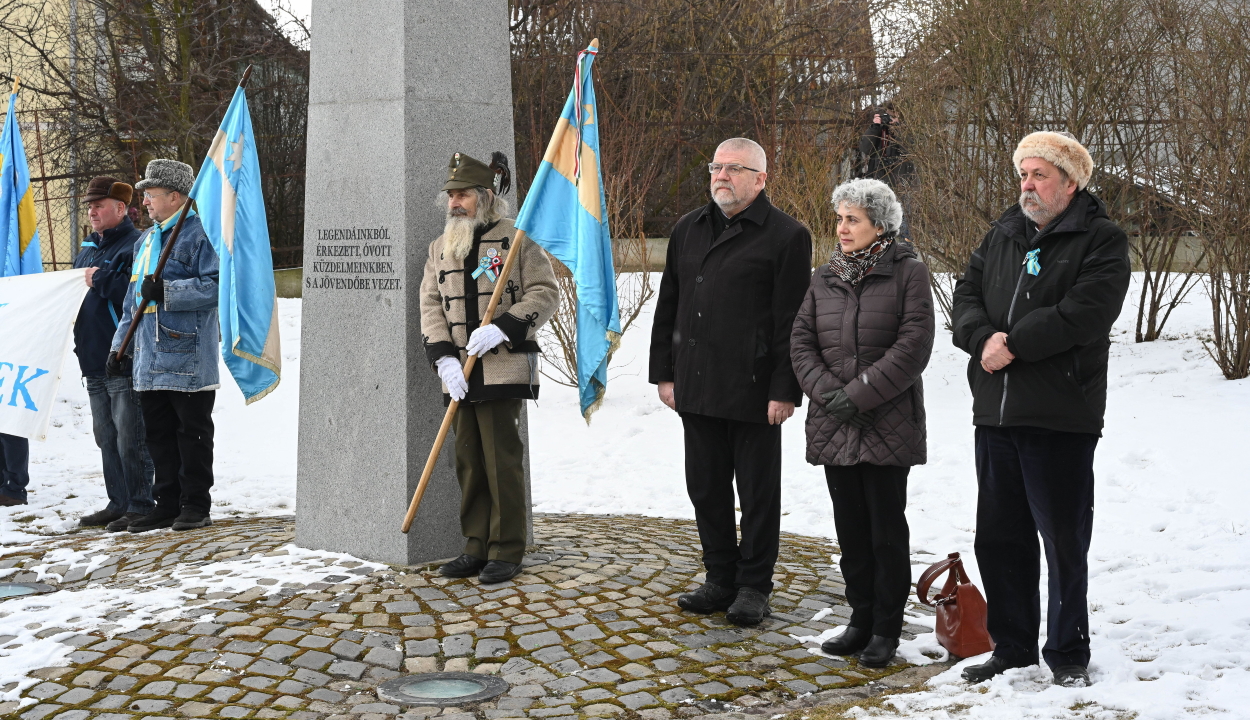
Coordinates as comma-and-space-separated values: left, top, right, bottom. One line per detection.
110, 159, 220, 533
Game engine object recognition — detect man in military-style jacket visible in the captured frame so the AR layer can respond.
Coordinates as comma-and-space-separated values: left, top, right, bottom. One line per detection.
419, 151, 558, 585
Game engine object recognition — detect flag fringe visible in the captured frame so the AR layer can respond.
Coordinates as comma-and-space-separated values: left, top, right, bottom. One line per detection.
580, 329, 622, 424
232, 339, 281, 405
243, 376, 280, 405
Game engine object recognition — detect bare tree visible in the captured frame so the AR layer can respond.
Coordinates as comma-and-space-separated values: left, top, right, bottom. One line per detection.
510, 0, 889, 384
1166, 1, 1250, 378
0, 0, 308, 265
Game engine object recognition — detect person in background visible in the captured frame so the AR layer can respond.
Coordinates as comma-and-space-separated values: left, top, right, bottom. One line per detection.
110, 159, 221, 534
952, 131, 1130, 687
791, 178, 935, 667
72, 176, 155, 532
649, 137, 812, 626
0, 435, 28, 507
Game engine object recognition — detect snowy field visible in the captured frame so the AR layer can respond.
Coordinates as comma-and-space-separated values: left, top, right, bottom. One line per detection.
6, 275, 1250, 719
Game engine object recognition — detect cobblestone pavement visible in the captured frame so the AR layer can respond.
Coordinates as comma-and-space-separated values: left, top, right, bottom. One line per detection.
0, 514, 940, 720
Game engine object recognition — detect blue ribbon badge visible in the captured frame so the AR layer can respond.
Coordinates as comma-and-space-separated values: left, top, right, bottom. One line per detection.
1024, 248, 1041, 276
472, 247, 503, 282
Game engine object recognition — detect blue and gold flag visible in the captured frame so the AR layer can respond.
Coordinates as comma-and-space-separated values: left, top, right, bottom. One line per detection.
0, 86, 41, 278
189, 85, 281, 403
515, 39, 621, 421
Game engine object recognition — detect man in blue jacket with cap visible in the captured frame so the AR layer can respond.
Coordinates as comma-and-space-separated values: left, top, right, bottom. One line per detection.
73, 176, 155, 531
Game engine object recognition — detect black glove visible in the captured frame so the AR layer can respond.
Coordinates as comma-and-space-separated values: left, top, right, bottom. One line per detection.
820, 388, 860, 422
847, 409, 877, 429
141, 275, 165, 306
105, 353, 131, 378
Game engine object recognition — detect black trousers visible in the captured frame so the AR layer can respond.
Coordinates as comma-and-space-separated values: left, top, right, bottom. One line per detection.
825, 463, 911, 638
974, 425, 1098, 669
0, 433, 29, 503
681, 413, 781, 593
140, 390, 216, 517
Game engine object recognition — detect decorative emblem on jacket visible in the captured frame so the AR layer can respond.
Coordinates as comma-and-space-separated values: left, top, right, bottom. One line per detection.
472, 247, 504, 282
1024, 248, 1041, 276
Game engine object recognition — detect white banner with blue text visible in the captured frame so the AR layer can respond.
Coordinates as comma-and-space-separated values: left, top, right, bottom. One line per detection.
0, 268, 89, 441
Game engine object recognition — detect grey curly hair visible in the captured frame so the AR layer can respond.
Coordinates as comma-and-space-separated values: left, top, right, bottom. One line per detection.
831, 178, 903, 235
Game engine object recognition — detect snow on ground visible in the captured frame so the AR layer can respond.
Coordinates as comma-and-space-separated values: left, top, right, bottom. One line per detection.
0, 540, 382, 702
2, 298, 303, 544
6, 275, 1250, 718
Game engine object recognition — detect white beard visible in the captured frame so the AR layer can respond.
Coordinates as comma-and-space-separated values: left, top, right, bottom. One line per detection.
443, 215, 479, 261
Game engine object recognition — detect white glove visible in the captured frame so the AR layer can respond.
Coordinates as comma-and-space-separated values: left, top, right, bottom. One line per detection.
436, 355, 468, 401
466, 323, 509, 357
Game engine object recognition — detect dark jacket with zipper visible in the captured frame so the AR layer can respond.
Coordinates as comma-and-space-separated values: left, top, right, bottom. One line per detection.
951, 191, 1130, 435
71, 217, 141, 378
791, 241, 935, 467
648, 191, 812, 424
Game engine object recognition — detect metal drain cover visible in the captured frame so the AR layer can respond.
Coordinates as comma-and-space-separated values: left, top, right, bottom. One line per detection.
377, 672, 509, 706
0, 583, 54, 599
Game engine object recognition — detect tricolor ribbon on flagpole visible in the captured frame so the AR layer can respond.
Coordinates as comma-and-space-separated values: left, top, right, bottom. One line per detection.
572, 45, 598, 181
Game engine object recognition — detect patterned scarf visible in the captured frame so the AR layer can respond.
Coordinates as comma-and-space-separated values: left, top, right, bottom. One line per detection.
828, 234, 894, 286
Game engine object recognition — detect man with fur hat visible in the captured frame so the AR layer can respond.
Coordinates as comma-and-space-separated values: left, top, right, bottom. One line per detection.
110, 159, 221, 534
420, 152, 558, 584
952, 132, 1130, 687
73, 176, 155, 531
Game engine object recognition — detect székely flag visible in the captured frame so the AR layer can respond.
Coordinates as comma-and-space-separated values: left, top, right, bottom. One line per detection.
189, 84, 281, 404
0, 85, 41, 278
514, 39, 621, 421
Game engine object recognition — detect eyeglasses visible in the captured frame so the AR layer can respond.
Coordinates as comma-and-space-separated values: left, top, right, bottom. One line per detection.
142, 190, 171, 200
708, 163, 761, 176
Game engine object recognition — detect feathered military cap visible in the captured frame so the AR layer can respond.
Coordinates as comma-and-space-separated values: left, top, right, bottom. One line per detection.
443, 152, 512, 195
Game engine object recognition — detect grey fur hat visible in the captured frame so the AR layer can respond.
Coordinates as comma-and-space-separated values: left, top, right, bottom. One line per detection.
135, 158, 194, 196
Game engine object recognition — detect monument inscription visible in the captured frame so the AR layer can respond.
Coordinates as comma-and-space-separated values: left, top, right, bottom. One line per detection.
295, 0, 523, 567
305, 227, 401, 291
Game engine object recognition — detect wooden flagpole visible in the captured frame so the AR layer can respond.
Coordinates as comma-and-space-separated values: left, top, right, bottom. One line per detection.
114, 65, 253, 361
401, 228, 529, 533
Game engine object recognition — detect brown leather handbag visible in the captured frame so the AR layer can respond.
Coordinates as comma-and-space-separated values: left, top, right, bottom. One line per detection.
916, 552, 995, 659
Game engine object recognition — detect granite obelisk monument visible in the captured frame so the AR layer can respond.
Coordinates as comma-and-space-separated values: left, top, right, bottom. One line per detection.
296, 0, 529, 565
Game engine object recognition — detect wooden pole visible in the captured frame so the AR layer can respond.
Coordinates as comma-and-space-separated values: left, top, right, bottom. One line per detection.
112, 197, 196, 360
401, 228, 529, 533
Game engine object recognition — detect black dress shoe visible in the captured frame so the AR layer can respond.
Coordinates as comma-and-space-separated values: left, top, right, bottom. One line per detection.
172, 511, 212, 531
962, 655, 1032, 683
106, 512, 147, 532
677, 582, 736, 614
821, 626, 871, 656
859, 635, 899, 668
439, 554, 488, 578
127, 511, 178, 533
726, 587, 771, 626
79, 508, 124, 527
1052, 665, 1092, 687
478, 560, 523, 584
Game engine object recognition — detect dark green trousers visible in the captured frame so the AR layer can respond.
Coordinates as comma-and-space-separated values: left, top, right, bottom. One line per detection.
452, 399, 526, 563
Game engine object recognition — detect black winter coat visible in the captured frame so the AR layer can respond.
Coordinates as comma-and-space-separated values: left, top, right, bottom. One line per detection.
72, 217, 141, 377
791, 241, 935, 466
648, 191, 812, 424
951, 191, 1130, 435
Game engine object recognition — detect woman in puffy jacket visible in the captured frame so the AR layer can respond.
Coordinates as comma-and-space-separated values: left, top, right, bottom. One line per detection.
790, 178, 935, 667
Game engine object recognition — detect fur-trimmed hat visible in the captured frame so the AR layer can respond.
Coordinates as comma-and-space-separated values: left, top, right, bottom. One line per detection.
1013, 131, 1093, 190
82, 175, 132, 205
135, 158, 194, 196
